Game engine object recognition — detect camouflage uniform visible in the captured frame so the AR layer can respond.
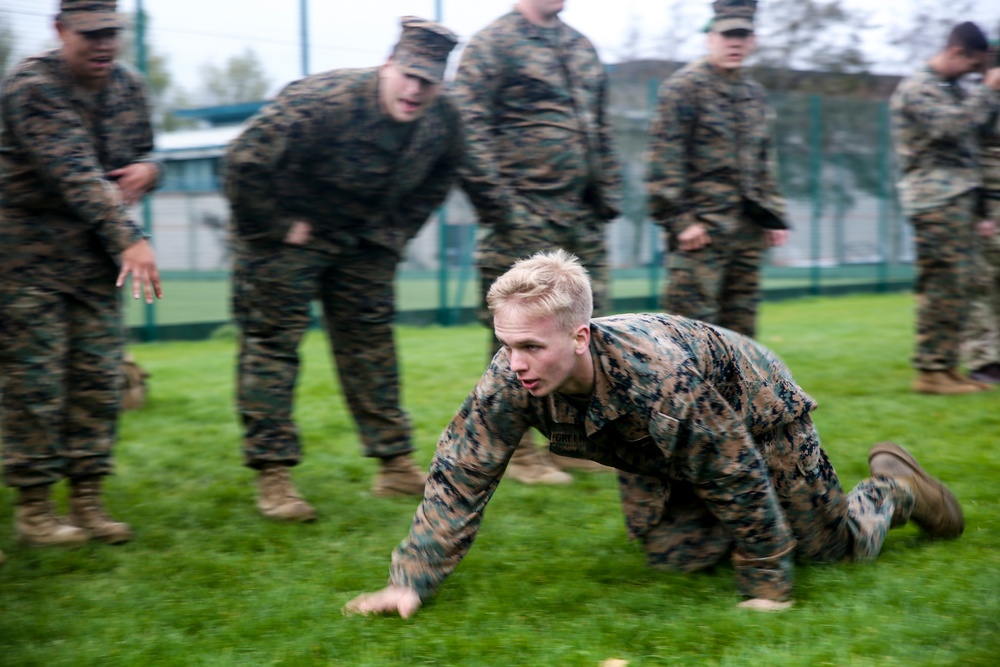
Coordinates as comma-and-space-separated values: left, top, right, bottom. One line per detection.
890, 66, 1000, 371
452, 9, 622, 335
225, 66, 463, 467
387, 314, 913, 602
646, 58, 787, 339
0, 49, 156, 488
964, 112, 1000, 371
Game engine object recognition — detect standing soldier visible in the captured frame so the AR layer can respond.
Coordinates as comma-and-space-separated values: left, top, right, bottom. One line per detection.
890, 22, 1000, 394
965, 61, 1000, 385
453, 0, 622, 484
646, 0, 789, 340
225, 17, 462, 520
0, 0, 162, 547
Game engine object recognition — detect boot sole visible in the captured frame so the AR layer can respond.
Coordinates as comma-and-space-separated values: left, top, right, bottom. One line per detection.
868, 442, 964, 538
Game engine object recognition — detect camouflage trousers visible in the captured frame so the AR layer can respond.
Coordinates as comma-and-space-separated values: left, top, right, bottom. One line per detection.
0, 280, 124, 488
662, 214, 768, 338
618, 414, 914, 600
910, 194, 978, 371
962, 203, 1000, 370
232, 240, 413, 468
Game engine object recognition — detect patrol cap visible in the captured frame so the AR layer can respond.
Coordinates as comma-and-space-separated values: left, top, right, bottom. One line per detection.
58, 0, 125, 33
709, 0, 757, 33
391, 16, 459, 84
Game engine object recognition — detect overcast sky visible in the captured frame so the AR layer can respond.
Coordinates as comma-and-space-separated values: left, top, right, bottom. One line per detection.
5, 0, 1000, 99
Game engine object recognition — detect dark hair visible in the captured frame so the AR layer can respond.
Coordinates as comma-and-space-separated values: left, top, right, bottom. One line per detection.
946, 22, 989, 54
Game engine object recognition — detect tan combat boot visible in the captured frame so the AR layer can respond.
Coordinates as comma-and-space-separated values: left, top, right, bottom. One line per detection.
868, 442, 964, 538
912, 371, 984, 395
69, 477, 133, 544
945, 369, 993, 392
257, 464, 316, 522
16, 485, 88, 547
505, 434, 572, 485
373, 454, 426, 498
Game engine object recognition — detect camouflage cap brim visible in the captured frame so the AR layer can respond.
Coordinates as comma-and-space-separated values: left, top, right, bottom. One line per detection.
711, 17, 754, 33
60, 11, 125, 33
395, 56, 446, 84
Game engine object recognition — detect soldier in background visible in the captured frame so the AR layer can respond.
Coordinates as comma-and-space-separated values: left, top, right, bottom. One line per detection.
646, 0, 788, 340
964, 42, 1000, 385
890, 21, 1000, 394
224, 17, 462, 520
344, 250, 964, 618
0, 0, 162, 547
453, 0, 622, 484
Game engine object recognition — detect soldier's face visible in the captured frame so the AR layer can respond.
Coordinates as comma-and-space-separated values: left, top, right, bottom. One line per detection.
706, 30, 756, 70
379, 61, 441, 123
56, 24, 120, 90
494, 309, 592, 397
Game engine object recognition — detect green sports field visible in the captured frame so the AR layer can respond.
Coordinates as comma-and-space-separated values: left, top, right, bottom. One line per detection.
2, 292, 996, 666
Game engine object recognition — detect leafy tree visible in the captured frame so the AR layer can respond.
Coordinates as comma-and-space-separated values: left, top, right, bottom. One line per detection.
199, 49, 271, 106
117, 13, 193, 131
751, 0, 874, 91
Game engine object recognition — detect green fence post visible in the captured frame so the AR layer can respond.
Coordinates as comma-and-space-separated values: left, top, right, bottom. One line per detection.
647, 77, 661, 310
808, 94, 823, 296
136, 1, 156, 342
876, 101, 890, 293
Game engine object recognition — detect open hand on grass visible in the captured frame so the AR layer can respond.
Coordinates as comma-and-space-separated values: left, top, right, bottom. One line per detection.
343, 585, 422, 618
738, 598, 793, 612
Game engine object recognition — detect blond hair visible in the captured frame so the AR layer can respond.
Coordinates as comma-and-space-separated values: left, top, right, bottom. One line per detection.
486, 250, 593, 331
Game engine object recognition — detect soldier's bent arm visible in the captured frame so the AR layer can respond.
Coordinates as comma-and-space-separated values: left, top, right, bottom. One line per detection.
897, 81, 1000, 144
593, 65, 624, 220
452, 34, 517, 228
389, 378, 533, 600
665, 364, 797, 601
645, 78, 697, 233
394, 104, 465, 235
224, 81, 327, 242
1, 71, 146, 255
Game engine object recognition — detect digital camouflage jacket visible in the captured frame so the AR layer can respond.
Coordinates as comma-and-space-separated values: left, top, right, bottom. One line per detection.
388, 314, 817, 601
451, 10, 621, 228
225, 67, 463, 255
0, 49, 155, 289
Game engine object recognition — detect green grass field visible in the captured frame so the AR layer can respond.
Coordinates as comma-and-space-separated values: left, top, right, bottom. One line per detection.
2, 292, 997, 666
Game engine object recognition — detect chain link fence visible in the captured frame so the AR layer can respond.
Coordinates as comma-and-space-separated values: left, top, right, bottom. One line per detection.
129, 86, 911, 340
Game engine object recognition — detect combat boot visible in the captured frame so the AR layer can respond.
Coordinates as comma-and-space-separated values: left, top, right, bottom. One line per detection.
69, 477, 133, 544
505, 437, 572, 485
868, 442, 964, 539
912, 370, 983, 395
945, 369, 993, 391
373, 454, 426, 498
16, 485, 88, 547
257, 464, 316, 522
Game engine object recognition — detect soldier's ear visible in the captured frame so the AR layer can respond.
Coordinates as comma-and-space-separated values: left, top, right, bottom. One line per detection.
573, 324, 591, 354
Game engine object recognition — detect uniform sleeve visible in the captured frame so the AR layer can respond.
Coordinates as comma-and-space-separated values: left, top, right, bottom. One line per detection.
393, 106, 465, 238
451, 34, 516, 228
755, 101, 789, 229
2, 74, 145, 255
661, 365, 797, 601
899, 80, 1000, 144
223, 82, 325, 242
389, 376, 533, 599
645, 76, 696, 234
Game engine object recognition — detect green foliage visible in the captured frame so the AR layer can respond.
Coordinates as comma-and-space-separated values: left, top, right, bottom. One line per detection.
2, 293, 998, 666
199, 48, 272, 106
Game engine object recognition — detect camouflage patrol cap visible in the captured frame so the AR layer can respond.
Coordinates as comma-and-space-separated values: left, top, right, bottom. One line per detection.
709, 0, 757, 33
391, 16, 459, 84
58, 0, 125, 33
